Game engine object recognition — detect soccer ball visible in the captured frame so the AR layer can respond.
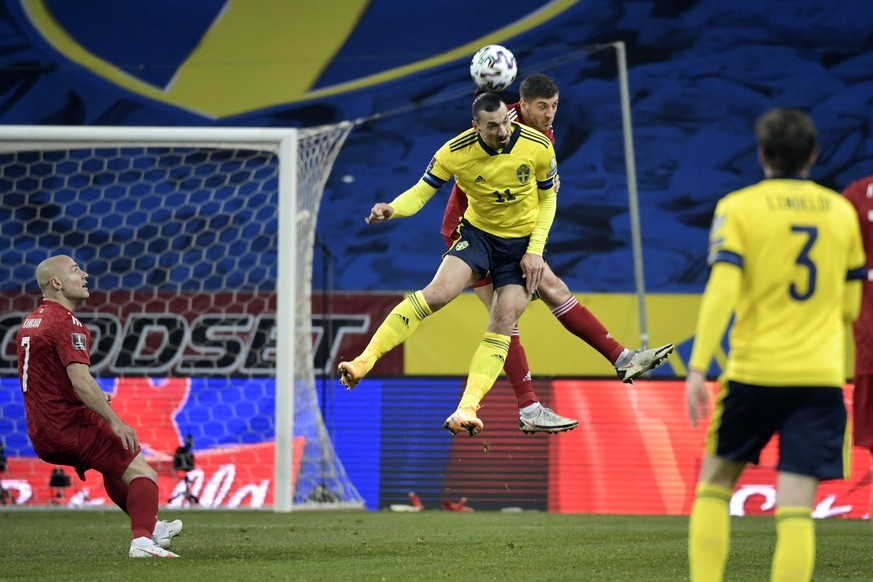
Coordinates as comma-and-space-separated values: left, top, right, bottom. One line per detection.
470, 45, 517, 91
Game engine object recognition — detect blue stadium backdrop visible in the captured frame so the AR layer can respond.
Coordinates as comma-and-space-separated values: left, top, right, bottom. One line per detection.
1, 0, 872, 513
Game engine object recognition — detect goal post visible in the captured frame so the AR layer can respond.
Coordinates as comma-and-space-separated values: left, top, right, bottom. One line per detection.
613, 40, 649, 349
0, 123, 362, 511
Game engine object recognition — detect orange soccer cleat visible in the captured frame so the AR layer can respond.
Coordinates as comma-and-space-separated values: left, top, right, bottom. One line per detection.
443, 406, 484, 437
337, 358, 370, 390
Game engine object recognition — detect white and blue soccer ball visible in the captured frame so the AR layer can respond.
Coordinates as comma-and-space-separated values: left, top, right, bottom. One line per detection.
470, 44, 517, 91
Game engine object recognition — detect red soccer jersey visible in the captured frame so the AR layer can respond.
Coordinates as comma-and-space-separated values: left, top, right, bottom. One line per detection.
440, 101, 556, 241
843, 175, 873, 375
16, 300, 96, 452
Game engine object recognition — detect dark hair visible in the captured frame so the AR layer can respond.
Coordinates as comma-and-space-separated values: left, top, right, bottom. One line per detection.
755, 108, 817, 174
519, 73, 559, 102
472, 92, 504, 121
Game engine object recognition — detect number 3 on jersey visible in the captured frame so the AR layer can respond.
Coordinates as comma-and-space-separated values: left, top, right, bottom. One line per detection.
790, 225, 817, 301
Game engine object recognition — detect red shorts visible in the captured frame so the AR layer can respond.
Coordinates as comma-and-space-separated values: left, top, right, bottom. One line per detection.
34, 421, 140, 481
854, 374, 873, 448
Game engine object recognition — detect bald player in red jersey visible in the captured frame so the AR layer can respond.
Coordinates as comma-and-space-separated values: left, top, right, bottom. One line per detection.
16, 255, 182, 558
842, 175, 873, 523
441, 74, 674, 433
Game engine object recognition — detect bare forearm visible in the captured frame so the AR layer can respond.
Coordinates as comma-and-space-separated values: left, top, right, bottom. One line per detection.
68, 365, 121, 426
68, 362, 138, 451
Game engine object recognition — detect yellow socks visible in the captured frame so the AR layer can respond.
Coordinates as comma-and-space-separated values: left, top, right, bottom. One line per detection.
771, 506, 814, 582
689, 484, 814, 582
357, 291, 432, 370
689, 482, 732, 582
458, 332, 510, 409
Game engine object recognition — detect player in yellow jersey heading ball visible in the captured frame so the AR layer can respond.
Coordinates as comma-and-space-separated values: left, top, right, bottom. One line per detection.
338, 92, 557, 437
685, 108, 867, 582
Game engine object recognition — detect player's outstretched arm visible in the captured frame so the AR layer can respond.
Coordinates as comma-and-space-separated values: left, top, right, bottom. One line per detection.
67, 362, 139, 451
373, 180, 440, 224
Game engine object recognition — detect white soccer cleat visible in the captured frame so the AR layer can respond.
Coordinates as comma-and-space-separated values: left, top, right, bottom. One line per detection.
615, 343, 675, 383
129, 538, 180, 558
153, 518, 183, 549
519, 406, 578, 434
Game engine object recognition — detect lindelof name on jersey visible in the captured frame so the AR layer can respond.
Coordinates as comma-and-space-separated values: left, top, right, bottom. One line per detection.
21, 318, 41, 329
766, 195, 831, 212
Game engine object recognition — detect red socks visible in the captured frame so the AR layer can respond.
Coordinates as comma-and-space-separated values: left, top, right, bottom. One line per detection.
127, 476, 158, 540
504, 297, 623, 409
551, 297, 624, 364
103, 476, 129, 514
504, 327, 537, 408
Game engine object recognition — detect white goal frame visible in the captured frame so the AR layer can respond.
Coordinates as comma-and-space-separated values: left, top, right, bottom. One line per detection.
0, 124, 349, 512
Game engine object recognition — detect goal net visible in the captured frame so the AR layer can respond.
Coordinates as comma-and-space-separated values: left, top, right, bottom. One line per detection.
0, 124, 363, 511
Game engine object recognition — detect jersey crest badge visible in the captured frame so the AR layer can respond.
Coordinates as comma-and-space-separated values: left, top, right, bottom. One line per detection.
516, 165, 531, 184
455, 241, 469, 251
71, 333, 87, 350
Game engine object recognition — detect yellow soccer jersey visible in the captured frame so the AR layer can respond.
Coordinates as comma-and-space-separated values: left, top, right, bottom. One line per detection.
424, 123, 558, 242
705, 178, 866, 385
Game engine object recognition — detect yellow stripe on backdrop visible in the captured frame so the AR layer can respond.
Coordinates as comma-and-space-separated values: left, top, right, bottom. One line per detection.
21, 0, 581, 118
404, 292, 859, 378
405, 293, 701, 377
21, 0, 370, 118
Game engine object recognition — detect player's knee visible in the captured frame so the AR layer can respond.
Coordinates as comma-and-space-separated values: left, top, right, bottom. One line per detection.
487, 310, 519, 335
422, 291, 448, 311
122, 454, 158, 484
537, 274, 571, 307
422, 285, 461, 311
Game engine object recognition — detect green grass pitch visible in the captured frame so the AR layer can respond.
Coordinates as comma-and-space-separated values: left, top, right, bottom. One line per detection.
2, 510, 871, 580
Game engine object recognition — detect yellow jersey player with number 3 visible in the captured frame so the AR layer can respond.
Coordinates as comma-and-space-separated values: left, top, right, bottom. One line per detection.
685, 108, 866, 582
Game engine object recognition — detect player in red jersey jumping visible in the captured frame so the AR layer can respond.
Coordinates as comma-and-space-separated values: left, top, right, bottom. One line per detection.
16, 255, 182, 558
441, 74, 674, 434
842, 175, 873, 525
